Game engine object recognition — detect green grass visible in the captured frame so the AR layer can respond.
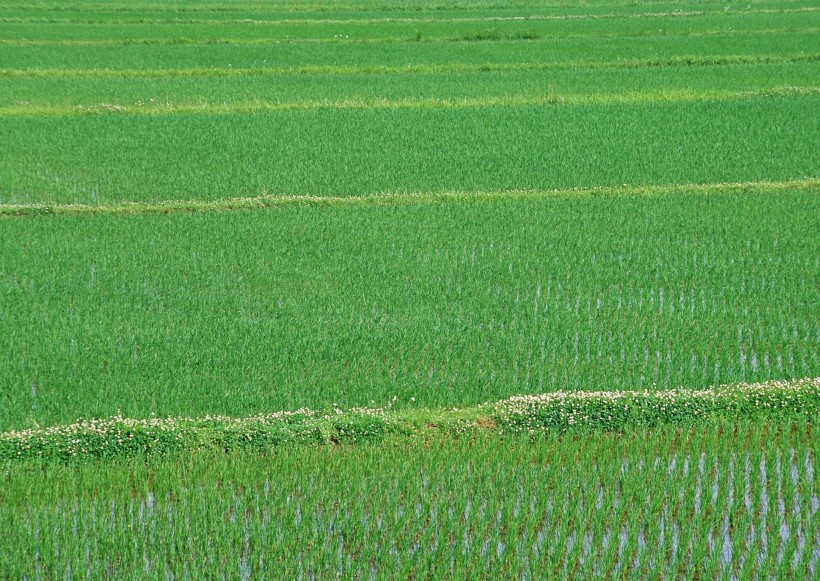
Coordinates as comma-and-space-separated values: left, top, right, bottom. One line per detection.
3, 9, 813, 41
0, 0, 809, 26
2, 177, 816, 217
2, 419, 817, 577
1, 0, 816, 205
1, 96, 818, 204
2, 63, 816, 113
2, 0, 818, 575
3, 30, 815, 72
2, 188, 817, 430
2, 378, 817, 462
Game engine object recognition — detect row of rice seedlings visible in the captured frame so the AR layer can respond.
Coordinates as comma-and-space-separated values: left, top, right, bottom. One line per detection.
3, 62, 817, 113
0, 0, 800, 22
2, 19, 814, 73
2, 190, 817, 428
2, 420, 815, 577
1, 446, 808, 564
3, 94, 817, 204
2, 2, 810, 43
0, 190, 820, 429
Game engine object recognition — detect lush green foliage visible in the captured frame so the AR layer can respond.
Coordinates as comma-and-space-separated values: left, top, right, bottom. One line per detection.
1, 0, 818, 575
1, 379, 817, 462
1, 96, 817, 204
2, 190, 818, 429
0, 64, 817, 117
2, 420, 817, 577
491, 378, 820, 435
3, 28, 814, 72
0, 0, 817, 204
0, 62, 817, 116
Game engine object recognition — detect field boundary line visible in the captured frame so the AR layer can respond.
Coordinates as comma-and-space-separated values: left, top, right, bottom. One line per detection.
1, 26, 813, 47
1, 377, 817, 462
1, 86, 816, 118
3, 54, 816, 80
1, 6, 816, 26
3, 177, 818, 219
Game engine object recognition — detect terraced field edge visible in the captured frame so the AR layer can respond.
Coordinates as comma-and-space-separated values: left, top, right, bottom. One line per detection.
2, 378, 817, 462
2, 86, 817, 117
2, 5, 816, 26
4, 54, 817, 80
2, 177, 818, 218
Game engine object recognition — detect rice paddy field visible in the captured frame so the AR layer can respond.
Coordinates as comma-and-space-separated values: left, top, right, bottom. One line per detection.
2, 422, 819, 578
1, 0, 818, 577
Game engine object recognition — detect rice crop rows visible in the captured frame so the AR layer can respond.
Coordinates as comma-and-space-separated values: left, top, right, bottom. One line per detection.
0, 64, 817, 116
2, 190, 817, 429
2, 420, 817, 578
0, 0, 817, 205
2, 0, 818, 575
4, 29, 815, 72
2, 96, 817, 205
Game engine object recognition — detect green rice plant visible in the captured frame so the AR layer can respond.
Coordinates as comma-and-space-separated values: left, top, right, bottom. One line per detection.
2, 22, 814, 72
2, 95, 817, 205
0, 1, 816, 574
0, 0, 802, 21
1, 190, 818, 428
3, 65, 817, 115
3, 14, 816, 74
2, 6, 813, 45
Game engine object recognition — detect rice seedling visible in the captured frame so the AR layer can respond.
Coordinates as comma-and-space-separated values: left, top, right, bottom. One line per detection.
2, 419, 816, 578
1, 95, 817, 205
2, 190, 818, 429
1, 0, 817, 575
